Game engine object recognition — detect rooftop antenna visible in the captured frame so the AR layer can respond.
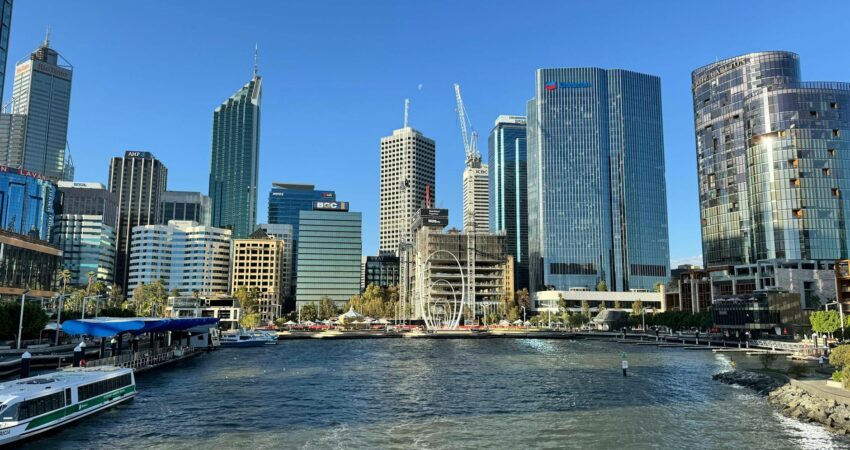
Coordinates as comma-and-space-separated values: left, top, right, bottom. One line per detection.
43, 26, 51, 47
404, 98, 410, 128
253, 43, 259, 77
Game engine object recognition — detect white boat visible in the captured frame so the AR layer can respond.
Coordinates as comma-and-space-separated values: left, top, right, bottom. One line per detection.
250, 330, 278, 345
0, 366, 136, 446
220, 330, 267, 347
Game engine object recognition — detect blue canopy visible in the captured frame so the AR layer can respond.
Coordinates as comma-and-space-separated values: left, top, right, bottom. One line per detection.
62, 317, 220, 337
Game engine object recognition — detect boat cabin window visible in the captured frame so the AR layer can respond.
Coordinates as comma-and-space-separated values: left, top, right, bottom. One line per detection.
77, 374, 133, 401
17, 391, 66, 421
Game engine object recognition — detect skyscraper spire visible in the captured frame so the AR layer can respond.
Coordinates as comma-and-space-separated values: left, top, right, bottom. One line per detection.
43, 25, 51, 47
253, 44, 259, 78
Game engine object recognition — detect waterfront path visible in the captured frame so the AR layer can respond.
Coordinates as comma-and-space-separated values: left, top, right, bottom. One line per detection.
792, 377, 850, 406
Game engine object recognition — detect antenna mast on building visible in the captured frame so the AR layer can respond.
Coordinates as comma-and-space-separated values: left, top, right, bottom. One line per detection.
253, 44, 259, 77
404, 98, 410, 128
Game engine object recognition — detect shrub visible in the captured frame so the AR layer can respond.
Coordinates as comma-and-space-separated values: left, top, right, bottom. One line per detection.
786, 364, 810, 378
829, 345, 850, 369
759, 353, 779, 369
833, 370, 844, 382
843, 367, 850, 390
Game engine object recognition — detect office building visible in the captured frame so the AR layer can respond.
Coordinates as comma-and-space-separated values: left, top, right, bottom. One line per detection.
108, 151, 168, 289
0, 0, 12, 107
160, 190, 211, 226
231, 229, 292, 322
267, 183, 335, 241
692, 52, 850, 267
0, 228, 61, 301
53, 181, 117, 286
166, 295, 242, 330
364, 254, 400, 288
209, 71, 261, 238
463, 160, 489, 234
379, 126, 436, 254
295, 203, 362, 310
127, 220, 231, 297
527, 68, 670, 294
488, 115, 528, 290
0, 164, 56, 240
6, 35, 73, 180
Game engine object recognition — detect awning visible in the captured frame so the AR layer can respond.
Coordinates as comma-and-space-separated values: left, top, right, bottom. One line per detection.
62, 317, 220, 337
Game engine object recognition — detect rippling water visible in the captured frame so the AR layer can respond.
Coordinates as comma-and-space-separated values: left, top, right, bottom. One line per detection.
24, 339, 848, 449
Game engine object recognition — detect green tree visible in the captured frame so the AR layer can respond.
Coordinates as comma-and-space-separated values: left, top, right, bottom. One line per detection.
507, 306, 520, 322
516, 289, 532, 311
234, 286, 259, 314
631, 299, 644, 317
569, 313, 585, 328
613, 300, 622, 310
810, 310, 843, 336
318, 296, 338, 319
170, 288, 181, 298
653, 282, 665, 293
581, 300, 590, 319
240, 312, 261, 329
59, 269, 72, 295
596, 280, 608, 292
557, 293, 566, 312
300, 303, 318, 322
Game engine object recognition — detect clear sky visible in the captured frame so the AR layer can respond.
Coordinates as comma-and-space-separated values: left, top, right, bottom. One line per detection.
9, 0, 850, 266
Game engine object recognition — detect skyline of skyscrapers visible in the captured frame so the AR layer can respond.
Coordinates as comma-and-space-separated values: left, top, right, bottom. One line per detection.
527, 68, 670, 294
0, 0, 13, 107
53, 181, 117, 285
267, 182, 335, 242
160, 190, 211, 227
462, 158, 489, 234
488, 115, 528, 291
208, 71, 262, 239
108, 150, 167, 289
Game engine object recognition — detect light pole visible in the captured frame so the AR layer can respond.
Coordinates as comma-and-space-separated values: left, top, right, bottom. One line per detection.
825, 300, 845, 341
55, 294, 65, 346
17, 289, 30, 350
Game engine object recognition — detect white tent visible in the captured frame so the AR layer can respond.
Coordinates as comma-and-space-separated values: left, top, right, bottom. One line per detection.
303, 320, 317, 327
498, 320, 510, 327
512, 320, 523, 325
284, 320, 297, 326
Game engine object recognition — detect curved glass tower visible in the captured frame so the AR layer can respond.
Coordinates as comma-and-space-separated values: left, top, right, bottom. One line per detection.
527, 68, 670, 293
691, 52, 801, 266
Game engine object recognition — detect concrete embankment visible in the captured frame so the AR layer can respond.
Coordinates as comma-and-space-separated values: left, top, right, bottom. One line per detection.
714, 370, 850, 434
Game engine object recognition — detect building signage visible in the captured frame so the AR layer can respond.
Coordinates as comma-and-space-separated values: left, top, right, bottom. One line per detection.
321, 192, 334, 198
0, 165, 50, 182
313, 201, 349, 211
545, 81, 591, 91
33, 61, 72, 81
693, 58, 749, 88
14, 61, 31, 76
125, 151, 153, 159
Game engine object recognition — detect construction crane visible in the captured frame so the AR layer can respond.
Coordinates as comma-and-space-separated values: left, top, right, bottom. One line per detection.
453, 83, 481, 165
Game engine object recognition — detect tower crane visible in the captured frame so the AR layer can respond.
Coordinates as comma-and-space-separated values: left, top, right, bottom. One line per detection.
453, 83, 481, 166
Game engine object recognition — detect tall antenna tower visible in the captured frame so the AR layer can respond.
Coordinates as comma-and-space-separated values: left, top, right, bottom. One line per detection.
404, 98, 410, 128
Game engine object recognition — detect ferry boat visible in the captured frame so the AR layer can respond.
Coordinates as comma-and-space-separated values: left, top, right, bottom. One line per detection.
250, 330, 278, 345
220, 330, 267, 347
0, 366, 136, 446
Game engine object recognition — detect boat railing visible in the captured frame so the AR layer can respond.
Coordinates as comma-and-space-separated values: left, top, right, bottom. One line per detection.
87, 346, 199, 370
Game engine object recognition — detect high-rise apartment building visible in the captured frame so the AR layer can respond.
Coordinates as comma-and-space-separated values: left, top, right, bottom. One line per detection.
209, 72, 261, 238
108, 151, 167, 289
488, 115, 528, 290
0, 0, 13, 107
379, 126, 436, 254
160, 190, 211, 226
692, 52, 850, 266
463, 160, 489, 234
527, 68, 670, 294
127, 220, 231, 297
6, 36, 73, 180
53, 181, 117, 286
231, 229, 292, 322
295, 204, 362, 309
267, 183, 335, 241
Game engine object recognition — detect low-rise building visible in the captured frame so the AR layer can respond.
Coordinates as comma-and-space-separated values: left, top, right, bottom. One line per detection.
127, 220, 231, 296
165, 295, 242, 330
0, 229, 62, 300
364, 253, 400, 288
534, 290, 666, 315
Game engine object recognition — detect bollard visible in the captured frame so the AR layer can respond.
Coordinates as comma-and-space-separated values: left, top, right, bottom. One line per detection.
621, 353, 629, 377
20, 351, 31, 378
73, 344, 82, 367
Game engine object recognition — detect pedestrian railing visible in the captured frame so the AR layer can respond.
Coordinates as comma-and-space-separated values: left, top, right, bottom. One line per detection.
88, 347, 198, 370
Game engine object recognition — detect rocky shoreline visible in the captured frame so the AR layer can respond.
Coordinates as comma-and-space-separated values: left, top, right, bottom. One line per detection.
713, 370, 850, 434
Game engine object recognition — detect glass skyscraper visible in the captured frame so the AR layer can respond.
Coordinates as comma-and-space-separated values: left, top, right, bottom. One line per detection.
0, 0, 13, 107
0, 164, 56, 240
160, 190, 211, 226
54, 181, 117, 286
527, 68, 670, 294
693, 52, 850, 265
209, 73, 261, 238
267, 183, 335, 241
295, 208, 362, 309
488, 115, 528, 291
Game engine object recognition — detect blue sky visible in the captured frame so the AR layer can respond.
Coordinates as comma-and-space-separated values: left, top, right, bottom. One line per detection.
9, 0, 850, 266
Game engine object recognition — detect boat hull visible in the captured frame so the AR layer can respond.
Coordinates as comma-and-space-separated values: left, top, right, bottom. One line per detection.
220, 340, 266, 348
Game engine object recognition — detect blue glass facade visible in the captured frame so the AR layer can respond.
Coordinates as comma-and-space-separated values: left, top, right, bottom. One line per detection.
267, 183, 335, 241
0, 165, 56, 241
488, 116, 528, 291
295, 209, 362, 309
527, 68, 670, 293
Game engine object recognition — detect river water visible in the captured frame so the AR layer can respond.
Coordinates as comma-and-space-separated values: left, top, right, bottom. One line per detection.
24, 339, 848, 449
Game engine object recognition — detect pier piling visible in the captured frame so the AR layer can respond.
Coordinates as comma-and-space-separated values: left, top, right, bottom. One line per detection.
19, 352, 30, 378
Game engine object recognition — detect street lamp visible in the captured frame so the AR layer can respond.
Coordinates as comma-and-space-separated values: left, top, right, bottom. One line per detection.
17, 289, 30, 350
825, 300, 845, 341
54, 293, 66, 346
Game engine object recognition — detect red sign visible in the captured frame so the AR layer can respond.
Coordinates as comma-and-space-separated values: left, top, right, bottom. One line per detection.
0, 165, 51, 182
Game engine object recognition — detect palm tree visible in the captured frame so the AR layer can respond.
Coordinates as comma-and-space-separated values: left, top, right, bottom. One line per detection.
60, 269, 71, 295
